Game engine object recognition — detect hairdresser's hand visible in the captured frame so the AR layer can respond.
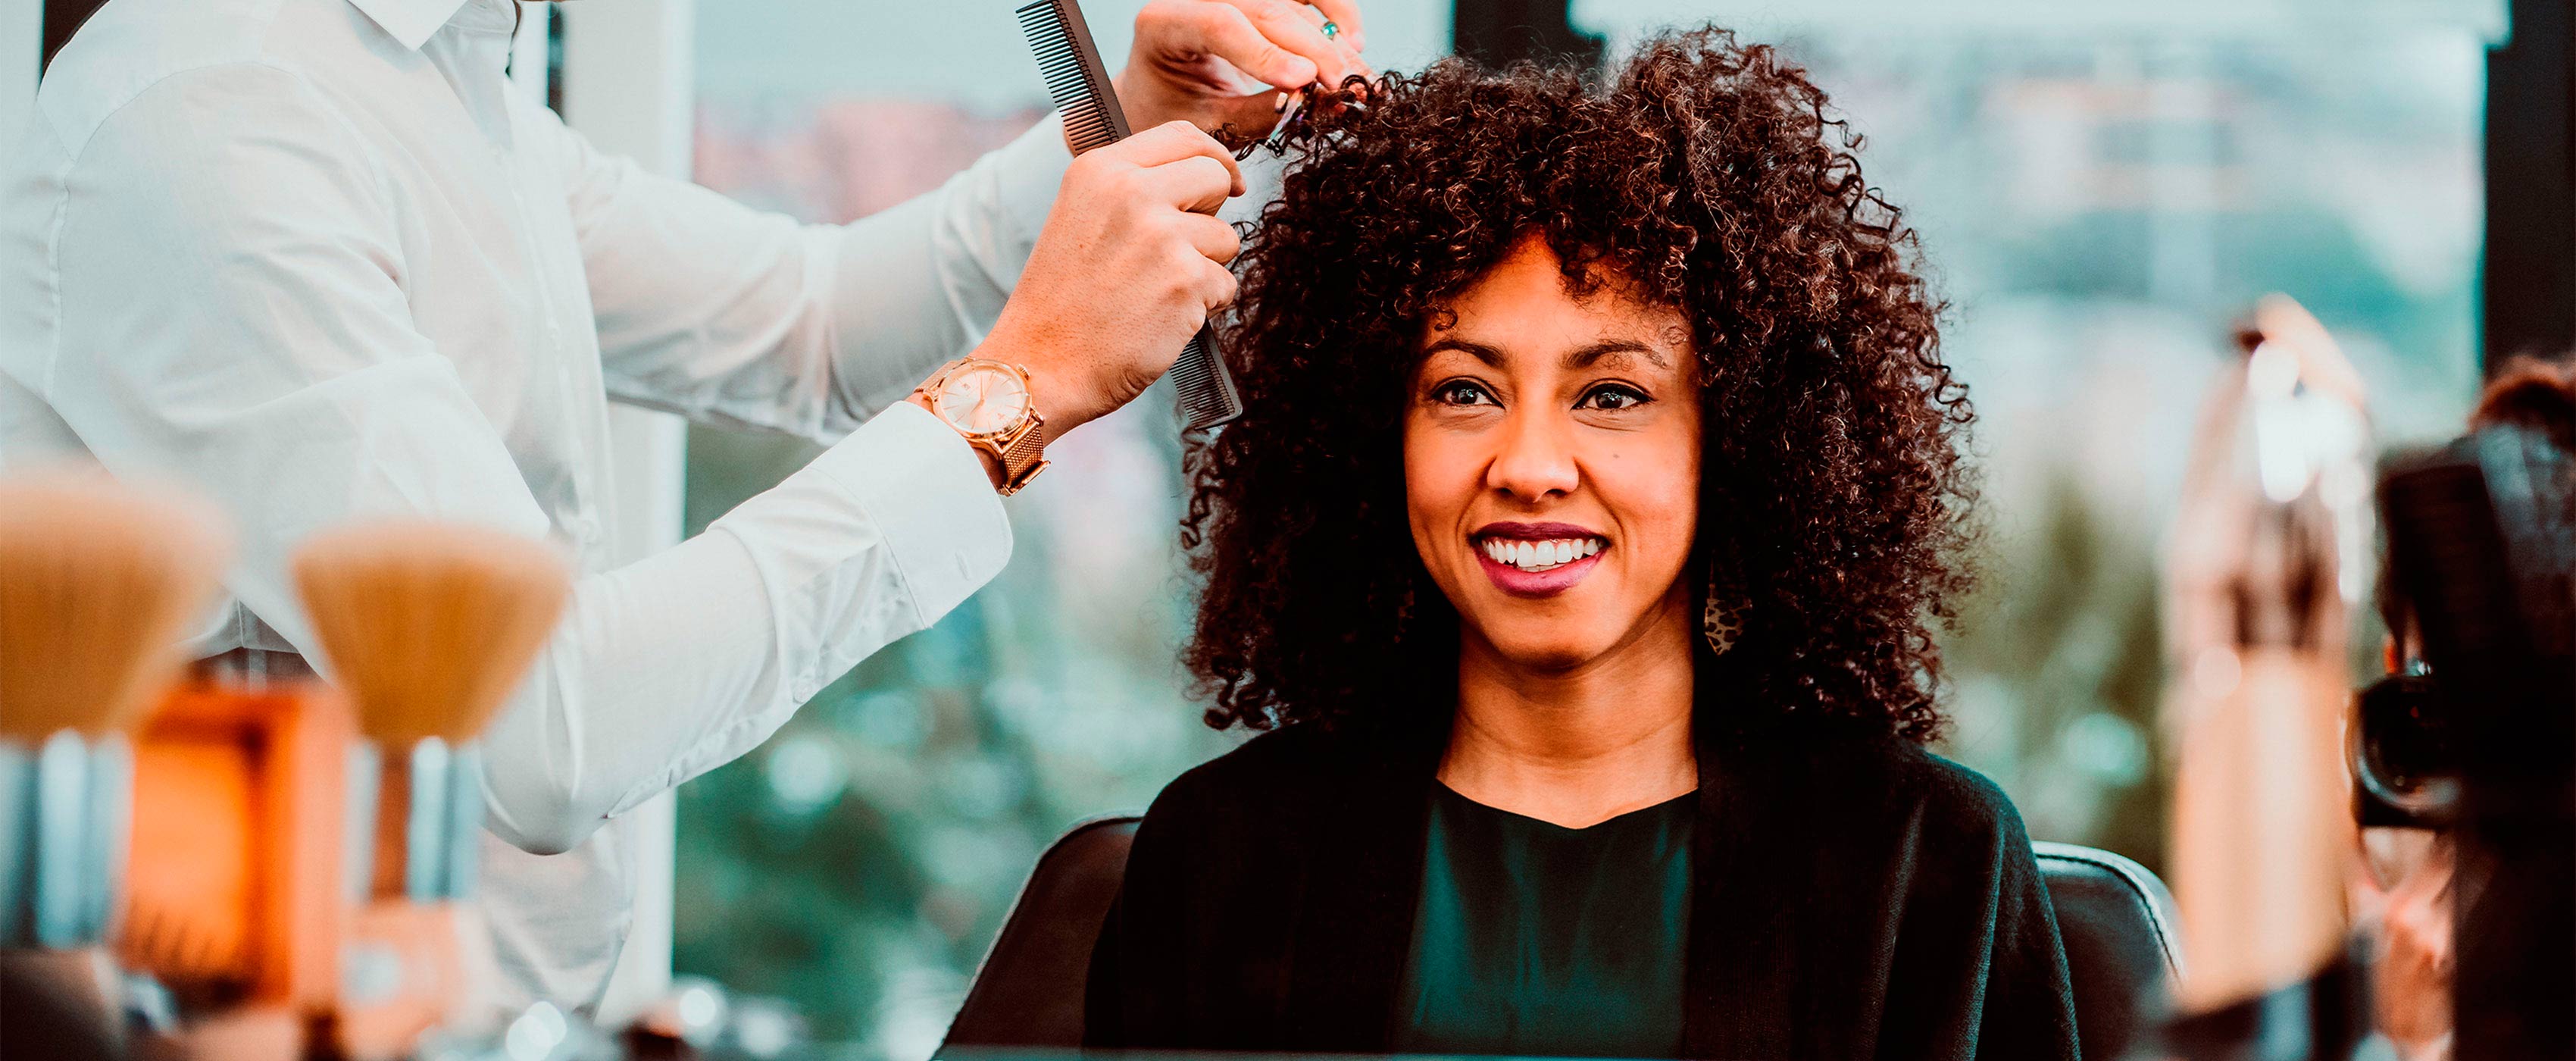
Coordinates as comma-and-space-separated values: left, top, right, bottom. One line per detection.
1118, 0, 1371, 142
933, 120, 1243, 450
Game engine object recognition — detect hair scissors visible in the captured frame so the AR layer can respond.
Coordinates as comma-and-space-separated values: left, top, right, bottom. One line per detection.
1232, 15, 1365, 159
1234, 83, 1368, 159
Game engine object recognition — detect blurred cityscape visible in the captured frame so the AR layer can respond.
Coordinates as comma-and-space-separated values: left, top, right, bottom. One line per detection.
674, 4, 2486, 1056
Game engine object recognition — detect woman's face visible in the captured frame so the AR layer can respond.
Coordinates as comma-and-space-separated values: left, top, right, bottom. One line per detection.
1404, 237, 1703, 672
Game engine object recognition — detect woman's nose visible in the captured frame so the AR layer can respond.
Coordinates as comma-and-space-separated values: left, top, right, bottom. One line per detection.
1485, 407, 1580, 501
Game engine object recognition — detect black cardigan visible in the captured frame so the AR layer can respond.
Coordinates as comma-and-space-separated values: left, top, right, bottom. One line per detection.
1084, 719, 2083, 1059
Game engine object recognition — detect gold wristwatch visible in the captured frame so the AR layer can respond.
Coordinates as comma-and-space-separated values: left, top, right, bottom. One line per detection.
915, 358, 1049, 496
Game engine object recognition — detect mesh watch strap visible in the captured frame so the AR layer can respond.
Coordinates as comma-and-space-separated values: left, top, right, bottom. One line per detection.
993, 421, 1049, 495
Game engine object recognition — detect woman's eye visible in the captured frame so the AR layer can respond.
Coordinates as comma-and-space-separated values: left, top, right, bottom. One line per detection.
1578, 384, 1651, 411
1433, 380, 1497, 406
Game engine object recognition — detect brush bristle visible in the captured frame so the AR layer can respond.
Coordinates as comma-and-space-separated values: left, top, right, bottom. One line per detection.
292, 520, 571, 746
0, 469, 230, 741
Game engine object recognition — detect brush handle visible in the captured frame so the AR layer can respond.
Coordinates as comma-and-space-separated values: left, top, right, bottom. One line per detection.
0, 743, 27, 942
79, 740, 129, 947
35, 736, 88, 944
0, 733, 127, 948
362, 738, 484, 904
405, 740, 483, 902
343, 740, 380, 905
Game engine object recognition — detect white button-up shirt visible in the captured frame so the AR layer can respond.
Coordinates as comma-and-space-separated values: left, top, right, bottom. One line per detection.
0, 0, 1067, 1010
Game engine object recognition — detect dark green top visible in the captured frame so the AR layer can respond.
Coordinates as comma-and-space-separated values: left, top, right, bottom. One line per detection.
1393, 784, 1696, 1058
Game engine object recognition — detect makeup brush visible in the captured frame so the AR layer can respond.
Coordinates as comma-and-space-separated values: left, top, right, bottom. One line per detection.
292, 519, 571, 753
0, 469, 229, 744
291, 518, 569, 1059
292, 517, 568, 903
0, 470, 227, 954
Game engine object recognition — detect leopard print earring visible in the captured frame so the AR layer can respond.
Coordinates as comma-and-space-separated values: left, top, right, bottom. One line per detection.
1702, 556, 1748, 656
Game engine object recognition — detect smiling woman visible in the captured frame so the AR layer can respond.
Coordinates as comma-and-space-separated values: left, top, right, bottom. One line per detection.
1182, 31, 1977, 750
1084, 26, 2080, 1061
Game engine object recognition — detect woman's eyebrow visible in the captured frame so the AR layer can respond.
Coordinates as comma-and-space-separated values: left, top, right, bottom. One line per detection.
1565, 339, 1670, 371
1421, 337, 1506, 366
1421, 337, 1672, 371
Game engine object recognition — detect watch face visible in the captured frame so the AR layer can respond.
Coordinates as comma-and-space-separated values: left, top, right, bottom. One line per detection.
933, 361, 1032, 436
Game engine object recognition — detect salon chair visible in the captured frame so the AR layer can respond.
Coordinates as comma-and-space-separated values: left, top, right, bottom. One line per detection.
943, 818, 2184, 1059
2032, 840, 2184, 1060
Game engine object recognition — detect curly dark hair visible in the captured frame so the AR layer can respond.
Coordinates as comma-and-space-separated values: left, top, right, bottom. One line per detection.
1181, 27, 1976, 743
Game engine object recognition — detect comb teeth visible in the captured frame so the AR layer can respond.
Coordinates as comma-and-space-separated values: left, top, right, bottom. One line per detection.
1016, 0, 1130, 155
1170, 326, 1245, 432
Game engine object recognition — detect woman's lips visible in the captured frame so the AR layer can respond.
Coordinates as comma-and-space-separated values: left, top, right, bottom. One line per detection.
1471, 530, 1608, 598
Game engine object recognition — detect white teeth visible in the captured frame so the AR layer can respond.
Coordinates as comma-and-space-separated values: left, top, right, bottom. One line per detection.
1479, 537, 1607, 572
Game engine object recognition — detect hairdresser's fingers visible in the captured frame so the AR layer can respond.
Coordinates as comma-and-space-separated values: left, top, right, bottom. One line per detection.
1188, 0, 1367, 92
1189, 255, 1241, 312
1143, 0, 1314, 90
1174, 211, 1243, 264
1225, 0, 1370, 85
1101, 120, 1247, 196
1301, 0, 1368, 54
1283, 0, 1375, 75
1135, 155, 1240, 216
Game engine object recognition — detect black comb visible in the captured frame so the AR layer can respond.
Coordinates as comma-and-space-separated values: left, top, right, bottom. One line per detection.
1017, 0, 1245, 432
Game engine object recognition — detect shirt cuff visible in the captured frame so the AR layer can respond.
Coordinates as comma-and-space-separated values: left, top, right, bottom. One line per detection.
992, 111, 1071, 253
803, 401, 1014, 627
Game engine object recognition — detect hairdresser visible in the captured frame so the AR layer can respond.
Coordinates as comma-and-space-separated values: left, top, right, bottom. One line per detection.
0, 0, 1368, 1013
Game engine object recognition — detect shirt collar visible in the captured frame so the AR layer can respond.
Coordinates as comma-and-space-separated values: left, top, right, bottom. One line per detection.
345, 0, 512, 51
